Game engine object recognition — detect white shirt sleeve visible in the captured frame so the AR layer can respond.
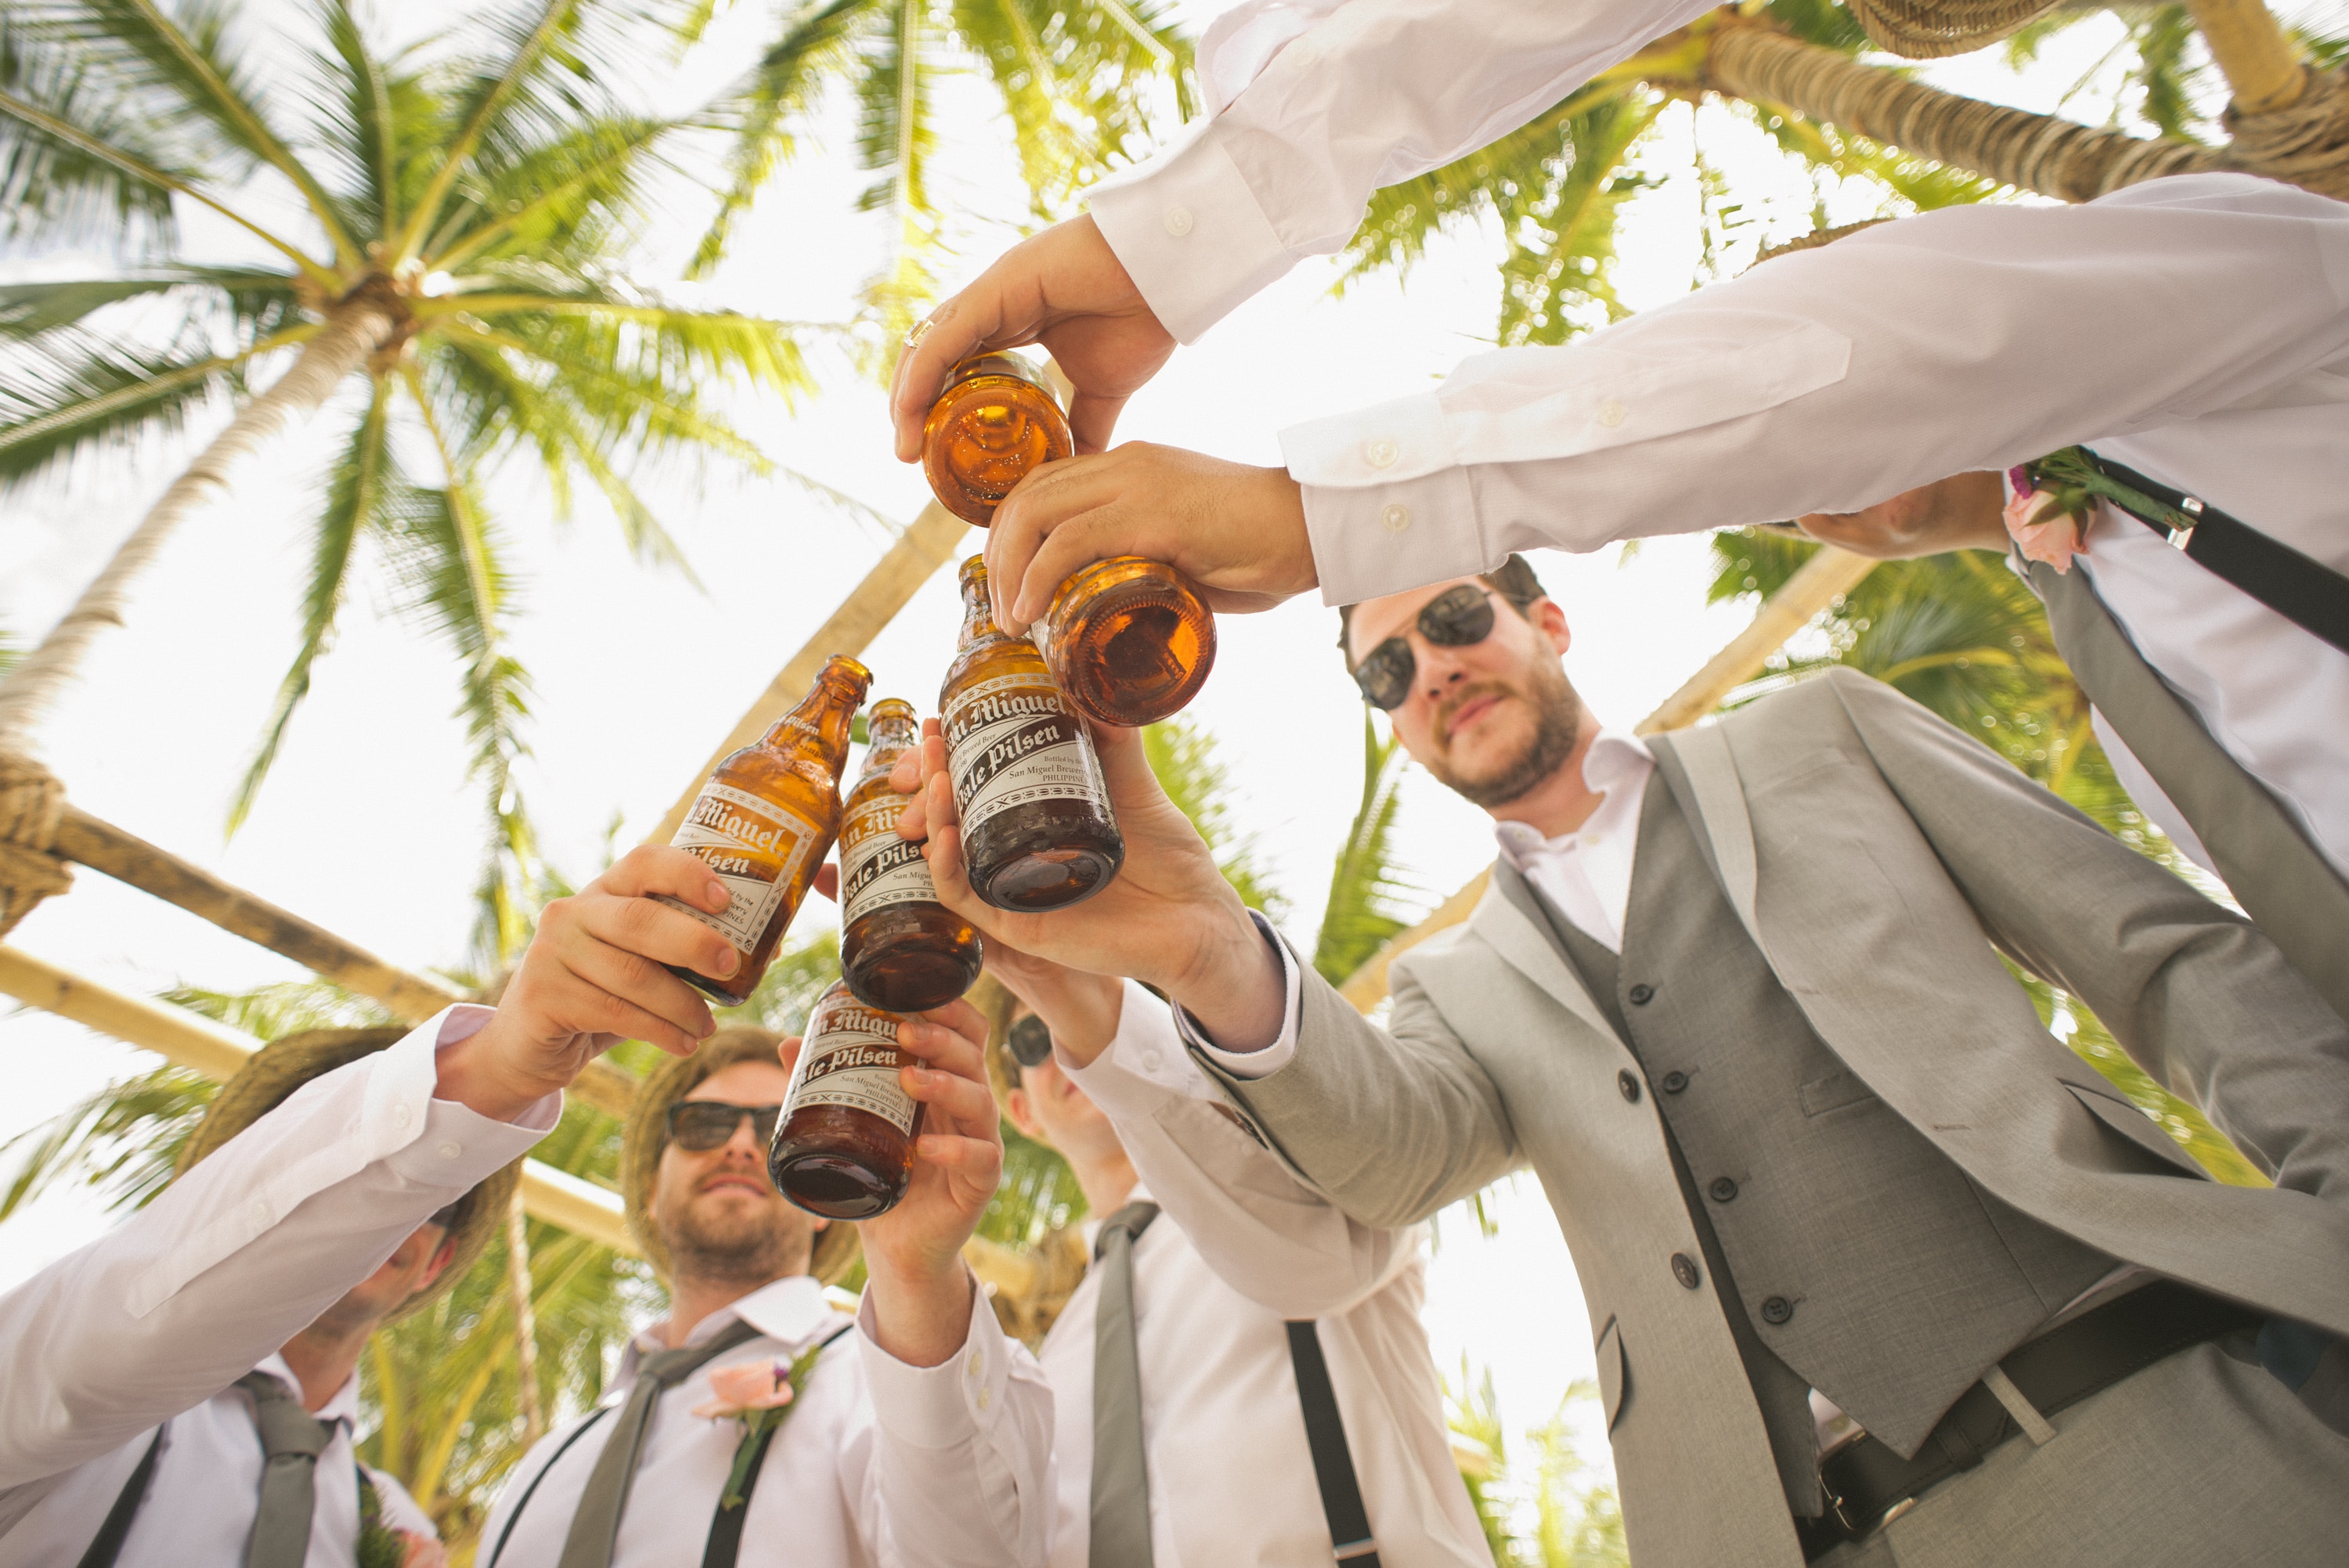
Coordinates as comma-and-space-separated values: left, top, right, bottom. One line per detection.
853, 1281, 1055, 1568
1085, 0, 1717, 343
1071, 979, 1420, 1317
0, 1006, 558, 1488
1277, 172, 2349, 605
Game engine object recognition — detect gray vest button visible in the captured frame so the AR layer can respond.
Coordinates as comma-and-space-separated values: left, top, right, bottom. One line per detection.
1760, 1296, 1794, 1325
1709, 1177, 1739, 1202
1628, 982, 1655, 1004
1671, 1253, 1701, 1290
1618, 1069, 1641, 1102
1660, 1070, 1690, 1094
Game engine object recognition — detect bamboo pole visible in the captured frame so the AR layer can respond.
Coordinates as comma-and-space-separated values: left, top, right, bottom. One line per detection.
2185, 0, 2308, 115
1335, 549, 1880, 1010
0, 944, 639, 1254
650, 501, 973, 845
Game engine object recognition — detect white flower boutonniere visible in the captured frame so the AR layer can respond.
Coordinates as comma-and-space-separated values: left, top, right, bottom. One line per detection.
696, 1341, 828, 1511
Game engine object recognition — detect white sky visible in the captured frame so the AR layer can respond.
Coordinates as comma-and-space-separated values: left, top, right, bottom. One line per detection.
0, 0, 2210, 1503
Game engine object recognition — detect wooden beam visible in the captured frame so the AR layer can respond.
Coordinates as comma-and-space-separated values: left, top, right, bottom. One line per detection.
1335, 547, 1880, 1009
651, 501, 973, 845
0, 944, 638, 1254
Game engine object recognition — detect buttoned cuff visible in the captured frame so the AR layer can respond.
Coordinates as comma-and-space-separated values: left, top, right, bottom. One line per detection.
857, 1271, 1014, 1446
1170, 910, 1300, 1080
385, 1006, 562, 1187
1060, 980, 1214, 1113
1085, 120, 1295, 344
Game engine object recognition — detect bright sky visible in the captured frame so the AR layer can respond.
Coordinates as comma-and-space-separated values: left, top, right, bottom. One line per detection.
0, 0, 2202, 1514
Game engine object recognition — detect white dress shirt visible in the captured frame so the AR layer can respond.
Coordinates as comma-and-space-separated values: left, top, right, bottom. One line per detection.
1051, 983, 1489, 1568
0, 1006, 559, 1562
478, 1273, 1052, 1568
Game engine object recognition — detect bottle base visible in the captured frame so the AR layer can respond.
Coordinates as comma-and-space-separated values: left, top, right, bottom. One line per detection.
666, 961, 750, 1008
844, 946, 984, 1015
770, 1148, 907, 1219
976, 845, 1121, 911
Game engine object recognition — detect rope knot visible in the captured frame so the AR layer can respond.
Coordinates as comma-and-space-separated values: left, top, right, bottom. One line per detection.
2225, 66, 2349, 200
0, 752, 73, 939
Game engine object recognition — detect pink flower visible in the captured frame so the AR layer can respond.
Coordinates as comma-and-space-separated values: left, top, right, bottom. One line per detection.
2004, 488, 2085, 574
399, 1535, 449, 1568
695, 1360, 798, 1419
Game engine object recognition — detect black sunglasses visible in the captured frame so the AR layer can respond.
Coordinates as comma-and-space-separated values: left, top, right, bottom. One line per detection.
667, 1100, 782, 1152
1351, 585, 1513, 711
1005, 1015, 1055, 1074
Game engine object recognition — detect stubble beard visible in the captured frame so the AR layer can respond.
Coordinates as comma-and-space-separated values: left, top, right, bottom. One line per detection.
661, 1190, 814, 1291
1429, 658, 1582, 809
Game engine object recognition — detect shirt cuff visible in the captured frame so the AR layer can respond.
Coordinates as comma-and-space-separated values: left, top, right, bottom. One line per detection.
1085, 120, 1295, 345
1060, 980, 1216, 1116
1171, 910, 1300, 1079
857, 1271, 1013, 1447
370, 1007, 562, 1190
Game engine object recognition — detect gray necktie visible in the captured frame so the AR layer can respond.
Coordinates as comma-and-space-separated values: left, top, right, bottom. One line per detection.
2030, 557, 2349, 1023
557, 1317, 766, 1568
236, 1372, 332, 1568
1090, 1201, 1160, 1568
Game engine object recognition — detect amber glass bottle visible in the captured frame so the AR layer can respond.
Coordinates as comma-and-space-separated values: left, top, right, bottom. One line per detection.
940, 555, 1124, 910
839, 698, 983, 1012
770, 980, 922, 1218
921, 351, 1073, 525
657, 654, 869, 1006
1037, 557, 1217, 727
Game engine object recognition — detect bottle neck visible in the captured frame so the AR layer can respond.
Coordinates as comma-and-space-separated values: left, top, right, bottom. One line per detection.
958, 582, 1009, 647
767, 676, 861, 773
860, 719, 918, 780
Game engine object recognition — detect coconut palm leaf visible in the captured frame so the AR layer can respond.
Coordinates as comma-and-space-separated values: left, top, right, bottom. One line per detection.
1143, 716, 1284, 917
0, 12, 186, 251
1312, 711, 1416, 986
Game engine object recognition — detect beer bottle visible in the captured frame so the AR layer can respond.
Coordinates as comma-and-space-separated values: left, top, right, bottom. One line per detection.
839, 697, 983, 1013
940, 554, 1125, 911
770, 980, 922, 1219
921, 351, 1073, 526
657, 654, 870, 1006
918, 351, 1216, 726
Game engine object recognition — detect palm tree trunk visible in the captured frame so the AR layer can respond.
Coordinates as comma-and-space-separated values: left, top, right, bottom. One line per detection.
1701, 24, 2217, 203
2185, 0, 2307, 114
0, 299, 399, 752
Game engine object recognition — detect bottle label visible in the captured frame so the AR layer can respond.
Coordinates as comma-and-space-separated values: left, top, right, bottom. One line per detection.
840, 793, 937, 922
944, 674, 1110, 834
789, 1002, 918, 1134
658, 780, 820, 953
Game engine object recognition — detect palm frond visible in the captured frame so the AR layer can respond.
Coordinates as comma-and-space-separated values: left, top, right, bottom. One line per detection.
0, 266, 299, 340
0, 1063, 215, 1221
1496, 91, 1665, 347
430, 111, 683, 272
0, 12, 185, 252
1312, 712, 1417, 985
1142, 717, 1284, 917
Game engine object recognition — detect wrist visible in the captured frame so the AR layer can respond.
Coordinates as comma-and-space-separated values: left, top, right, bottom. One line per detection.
860, 1252, 975, 1368
1167, 905, 1286, 1052
433, 1016, 557, 1123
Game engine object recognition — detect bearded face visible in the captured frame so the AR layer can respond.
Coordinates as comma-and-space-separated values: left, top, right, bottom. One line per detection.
650, 1061, 821, 1291
1421, 653, 1583, 809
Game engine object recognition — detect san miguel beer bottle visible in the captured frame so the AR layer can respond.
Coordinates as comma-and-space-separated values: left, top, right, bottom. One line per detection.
658, 655, 870, 1006
919, 351, 1214, 727
839, 698, 983, 1013
940, 555, 1124, 911
770, 980, 922, 1218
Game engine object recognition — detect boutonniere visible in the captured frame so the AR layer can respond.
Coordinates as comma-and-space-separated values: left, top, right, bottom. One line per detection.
355, 1469, 448, 1568
695, 1339, 829, 1511
2004, 461, 2092, 574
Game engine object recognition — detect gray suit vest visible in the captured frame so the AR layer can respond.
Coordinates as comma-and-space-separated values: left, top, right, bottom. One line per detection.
1504, 759, 2120, 1487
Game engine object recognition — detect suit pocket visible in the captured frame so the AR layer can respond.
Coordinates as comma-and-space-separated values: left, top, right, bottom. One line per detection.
1595, 1317, 1630, 1433
1800, 1069, 1878, 1118
2064, 1080, 2210, 1179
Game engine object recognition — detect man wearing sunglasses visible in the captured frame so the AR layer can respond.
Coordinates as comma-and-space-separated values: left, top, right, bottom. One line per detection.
893, 561, 2349, 1567
976, 988, 1488, 1568
478, 1010, 1052, 1568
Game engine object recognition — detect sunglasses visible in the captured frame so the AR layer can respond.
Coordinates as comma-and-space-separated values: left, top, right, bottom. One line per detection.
1005, 1015, 1055, 1074
666, 1100, 783, 1152
1351, 585, 1516, 711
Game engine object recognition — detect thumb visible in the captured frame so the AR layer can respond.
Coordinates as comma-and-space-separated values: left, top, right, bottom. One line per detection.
1089, 722, 1170, 810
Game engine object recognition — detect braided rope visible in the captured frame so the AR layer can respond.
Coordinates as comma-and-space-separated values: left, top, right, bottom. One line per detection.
0, 752, 70, 939
2225, 66, 2349, 198
1707, 26, 2220, 202
1844, 0, 2065, 59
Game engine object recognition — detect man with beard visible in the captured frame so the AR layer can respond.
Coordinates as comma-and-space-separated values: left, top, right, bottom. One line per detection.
892, 556, 2349, 1567
478, 1016, 1050, 1568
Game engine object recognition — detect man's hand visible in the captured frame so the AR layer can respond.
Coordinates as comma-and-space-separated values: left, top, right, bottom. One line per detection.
889, 215, 1175, 460
984, 442, 1316, 637
892, 719, 1286, 1050
437, 845, 732, 1121
983, 945, 1127, 1069
1795, 471, 2007, 560
857, 998, 1002, 1368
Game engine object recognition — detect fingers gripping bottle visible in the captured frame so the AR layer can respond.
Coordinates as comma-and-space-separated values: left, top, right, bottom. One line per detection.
839, 698, 983, 1013
919, 351, 1215, 728
658, 655, 870, 1006
940, 555, 1124, 911
770, 981, 922, 1219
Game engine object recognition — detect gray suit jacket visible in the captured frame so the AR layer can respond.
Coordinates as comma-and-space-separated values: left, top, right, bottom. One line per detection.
1195, 669, 2349, 1568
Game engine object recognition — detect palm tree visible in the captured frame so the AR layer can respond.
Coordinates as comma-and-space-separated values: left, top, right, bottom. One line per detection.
690, 0, 1195, 341
0, 0, 824, 959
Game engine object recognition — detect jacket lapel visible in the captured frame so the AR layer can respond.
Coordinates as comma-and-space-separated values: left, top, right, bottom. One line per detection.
1473, 861, 1629, 1048
1649, 728, 1763, 945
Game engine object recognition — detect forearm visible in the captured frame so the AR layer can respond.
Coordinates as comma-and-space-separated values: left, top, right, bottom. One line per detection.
0, 1009, 554, 1484
1285, 174, 2349, 604
861, 1256, 979, 1370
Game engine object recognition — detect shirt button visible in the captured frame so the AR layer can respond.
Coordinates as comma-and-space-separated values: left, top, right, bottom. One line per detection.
1660, 1070, 1690, 1094
1709, 1177, 1739, 1202
249, 1199, 271, 1225
1760, 1296, 1795, 1325
1364, 437, 1398, 468
1596, 398, 1628, 428
1672, 1253, 1701, 1290
968, 1355, 983, 1380
1628, 983, 1655, 1005
1380, 503, 1411, 534
1617, 1070, 1641, 1103
975, 1385, 992, 1410
1162, 206, 1194, 237
437, 1141, 463, 1159
1139, 1050, 1163, 1072
392, 1105, 412, 1128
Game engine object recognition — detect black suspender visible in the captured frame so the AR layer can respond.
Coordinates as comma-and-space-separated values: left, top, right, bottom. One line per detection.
74, 1428, 165, 1568
1286, 1321, 1383, 1568
483, 1404, 614, 1567
698, 1321, 857, 1568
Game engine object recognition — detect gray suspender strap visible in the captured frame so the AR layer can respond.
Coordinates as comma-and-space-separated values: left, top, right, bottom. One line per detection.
698, 1321, 858, 1568
482, 1406, 615, 1568
1284, 1321, 1381, 1567
75, 1429, 165, 1568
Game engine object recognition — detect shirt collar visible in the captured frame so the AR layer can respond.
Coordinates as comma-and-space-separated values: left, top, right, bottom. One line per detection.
1492, 730, 1654, 869
1077, 1179, 1156, 1250
250, 1354, 360, 1428
622, 1274, 834, 1375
